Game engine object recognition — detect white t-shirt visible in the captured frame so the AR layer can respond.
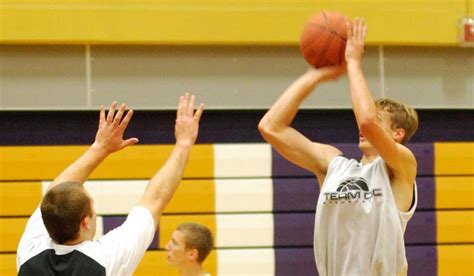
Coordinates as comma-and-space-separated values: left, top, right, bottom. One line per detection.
17, 206, 155, 276
314, 156, 417, 276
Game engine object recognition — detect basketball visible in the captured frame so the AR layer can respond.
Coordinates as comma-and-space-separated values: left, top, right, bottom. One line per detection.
300, 11, 349, 68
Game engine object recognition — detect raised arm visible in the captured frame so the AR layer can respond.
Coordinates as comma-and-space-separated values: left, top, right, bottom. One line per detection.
138, 93, 204, 228
345, 18, 416, 209
258, 67, 344, 184
47, 102, 138, 191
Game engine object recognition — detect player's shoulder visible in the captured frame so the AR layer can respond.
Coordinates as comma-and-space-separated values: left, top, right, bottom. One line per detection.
394, 143, 418, 172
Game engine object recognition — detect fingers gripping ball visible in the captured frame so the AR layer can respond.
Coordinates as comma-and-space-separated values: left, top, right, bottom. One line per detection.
300, 11, 349, 68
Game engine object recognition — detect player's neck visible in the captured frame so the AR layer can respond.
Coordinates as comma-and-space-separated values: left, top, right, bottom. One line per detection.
360, 147, 379, 165
60, 230, 91, 246
359, 143, 380, 165
179, 263, 206, 276
360, 154, 379, 165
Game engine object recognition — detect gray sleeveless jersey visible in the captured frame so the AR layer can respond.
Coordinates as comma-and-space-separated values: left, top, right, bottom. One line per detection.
314, 156, 417, 276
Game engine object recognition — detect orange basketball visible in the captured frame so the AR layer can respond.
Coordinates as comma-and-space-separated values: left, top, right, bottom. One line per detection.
300, 11, 349, 68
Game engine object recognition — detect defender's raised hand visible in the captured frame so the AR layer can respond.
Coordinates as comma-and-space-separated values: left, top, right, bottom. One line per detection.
48, 103, 138, 190
93, 102, 139, 154
175, 93, 204, 147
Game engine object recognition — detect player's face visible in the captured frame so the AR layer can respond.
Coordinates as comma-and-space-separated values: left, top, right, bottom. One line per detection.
165, 230, 189, 266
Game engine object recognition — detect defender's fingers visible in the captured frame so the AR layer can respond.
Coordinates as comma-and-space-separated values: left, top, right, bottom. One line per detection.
122, 137, 139, 148
106, 102, 117, 122
187, 94, 196, 115
194, 103, 205, 121
114, 103, 126, 125
119, 109, 134, 130
177, 95, 186, 117
183, 92, 191, 111
99, 105, 106, 124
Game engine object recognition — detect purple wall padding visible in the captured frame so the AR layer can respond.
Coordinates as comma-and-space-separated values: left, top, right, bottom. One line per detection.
404, 211, 437, 244
332, 143, 361, 160
406, 245, 437, 276
274, 213, 314, 246
407, 143, 434, 176
271, 148, 311, 177
275, 248, 318, 276
415, 177, 435, 210
273, 178, 319, 212
271, 144, 360, 177
102, 216, 159, 250
2, 110, 472, 146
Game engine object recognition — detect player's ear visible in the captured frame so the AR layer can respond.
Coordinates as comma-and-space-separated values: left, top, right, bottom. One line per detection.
393, 128, 405, 143
187, 248, 199, 262
81, 216, 91, 230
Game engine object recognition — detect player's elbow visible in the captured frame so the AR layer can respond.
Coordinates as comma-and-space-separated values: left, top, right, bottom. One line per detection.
258, 118, 269, 134
258, 118, 277, 140
139, 197, 165, 222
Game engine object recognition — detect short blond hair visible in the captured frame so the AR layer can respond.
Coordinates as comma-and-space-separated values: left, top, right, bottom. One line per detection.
375, 98, 418, 144
177, 222, 213, 263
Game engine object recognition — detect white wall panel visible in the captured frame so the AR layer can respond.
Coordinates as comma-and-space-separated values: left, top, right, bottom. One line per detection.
0, 45, 87, 109
1, 45, 472, 110
217, 248, 275, 276
216, 214, 273, 247
214, 143, 272, 178
90, 45, 379, 109
215, 179, 273, 212
384, 47, 474, 108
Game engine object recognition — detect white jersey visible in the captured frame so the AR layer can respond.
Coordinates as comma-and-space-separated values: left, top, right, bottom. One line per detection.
314, 156, 417, 276
17, 206, 155, 276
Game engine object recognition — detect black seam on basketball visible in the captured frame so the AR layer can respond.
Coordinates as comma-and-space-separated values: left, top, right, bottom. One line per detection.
332, 32, 346, 41
322, 11, 328, 28
302, 24, 344, 67
305, 23, 347, 41
322, 11, 345, 40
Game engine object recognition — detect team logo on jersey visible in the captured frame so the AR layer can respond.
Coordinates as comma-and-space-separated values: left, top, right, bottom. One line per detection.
323, 177, 382, 204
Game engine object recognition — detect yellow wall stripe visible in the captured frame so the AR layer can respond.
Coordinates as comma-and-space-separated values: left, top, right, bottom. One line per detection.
0, 218, 28, 252
0, 182, 42, 216
163, 180, 215, 214
0, 0, 466, 45
438, 244, 474, 275
0, 253, 17, 276
0, 145, 214, 181
436, 211, 474, 243
435, 142, 474, 175
435, 176, 474, 209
